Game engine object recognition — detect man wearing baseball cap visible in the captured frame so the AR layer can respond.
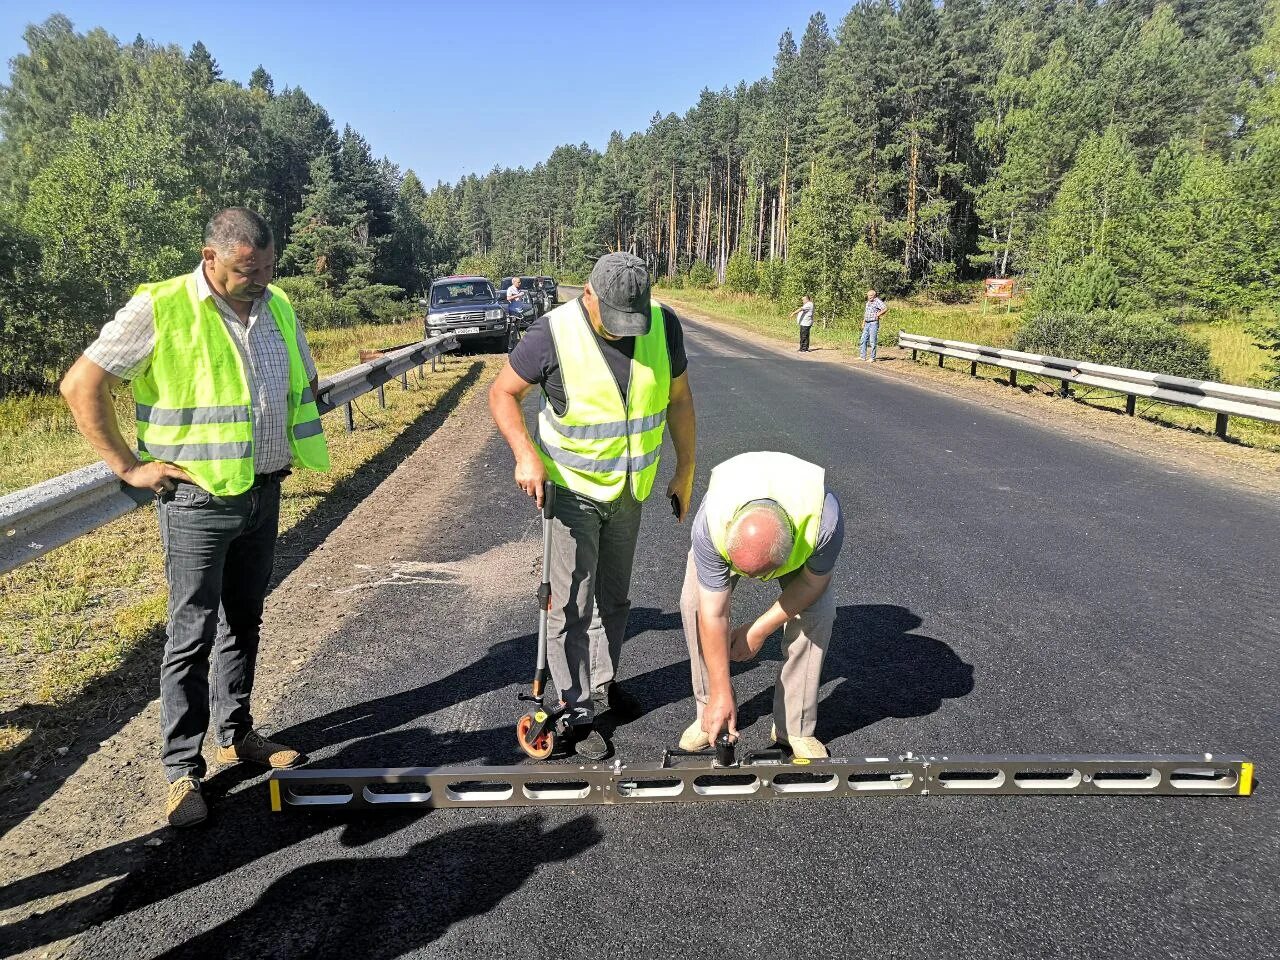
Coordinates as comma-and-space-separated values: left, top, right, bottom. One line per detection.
490, 253, 697, 759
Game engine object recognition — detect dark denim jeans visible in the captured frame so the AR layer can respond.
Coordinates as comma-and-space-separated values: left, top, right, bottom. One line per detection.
157, 478, 280, 781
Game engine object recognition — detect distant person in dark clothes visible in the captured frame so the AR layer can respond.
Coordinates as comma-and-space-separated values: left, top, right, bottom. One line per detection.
794, 295, 815, 352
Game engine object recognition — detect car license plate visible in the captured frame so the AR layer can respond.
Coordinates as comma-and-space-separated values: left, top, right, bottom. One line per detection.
458, 327, 480, 335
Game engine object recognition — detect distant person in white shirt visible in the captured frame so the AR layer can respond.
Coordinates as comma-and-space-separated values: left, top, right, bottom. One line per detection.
506, 277, 523, 302
860, 289, 887, 362
794, 295, 814, 353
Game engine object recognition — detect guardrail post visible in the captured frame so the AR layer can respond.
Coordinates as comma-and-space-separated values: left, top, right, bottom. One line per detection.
911, 348, 917, 362
1215, 413, 1229, 439
400, 372, 408, 388
1125, 395, 1136, 416
969, 360, 977, 377
1009, 370, 1018, 388
1060, 379, 1071, 398
345, 402, 355, 433
377, 384, 386, 409
431, 354, 439, 372
938, 354, 945, 369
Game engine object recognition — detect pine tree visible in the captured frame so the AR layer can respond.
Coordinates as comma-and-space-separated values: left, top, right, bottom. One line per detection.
280, 152, 369, 290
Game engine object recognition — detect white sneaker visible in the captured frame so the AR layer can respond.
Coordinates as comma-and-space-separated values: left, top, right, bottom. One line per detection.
770, 723, 829, 760
679, 720, 710, 751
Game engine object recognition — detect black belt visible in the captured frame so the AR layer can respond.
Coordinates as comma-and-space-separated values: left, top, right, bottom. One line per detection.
253, 468, 292, 487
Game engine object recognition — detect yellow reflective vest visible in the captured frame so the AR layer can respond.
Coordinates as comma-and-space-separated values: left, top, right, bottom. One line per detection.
132, 273, 329, 496
536, 299, 671, 503
705, 451, 825, 580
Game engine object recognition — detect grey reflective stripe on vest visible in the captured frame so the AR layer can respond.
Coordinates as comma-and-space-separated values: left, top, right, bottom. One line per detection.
138, 438, 253, 461
540, 443, 660, 473
540, 445, 630, 473
292, 418, 324, 440
630, 447, 661, 472
300, 387, 316, 406
544, 409, 667, 440
136, 403, 250, 426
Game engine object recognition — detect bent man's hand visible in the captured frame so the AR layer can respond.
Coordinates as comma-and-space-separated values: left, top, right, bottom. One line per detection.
515, 455, 548, 508
122, 460, 193, 495
701, 687, 738, 744
729, 623, 765, 662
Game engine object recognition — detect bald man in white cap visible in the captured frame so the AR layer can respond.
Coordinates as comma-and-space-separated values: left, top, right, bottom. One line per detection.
677, 452, 842, 759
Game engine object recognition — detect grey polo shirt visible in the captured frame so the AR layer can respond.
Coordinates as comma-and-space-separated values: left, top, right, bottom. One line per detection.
83, 264, 318, 474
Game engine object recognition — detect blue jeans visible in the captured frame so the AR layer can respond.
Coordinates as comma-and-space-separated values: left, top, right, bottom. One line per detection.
859, 320, 880, 360
157, 478, 281, 781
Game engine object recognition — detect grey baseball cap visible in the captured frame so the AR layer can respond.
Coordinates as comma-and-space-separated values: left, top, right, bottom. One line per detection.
589, 252, 651, 336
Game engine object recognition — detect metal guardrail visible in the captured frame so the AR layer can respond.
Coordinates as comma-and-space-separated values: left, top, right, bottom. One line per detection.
0, 333, 457, 576
898, 331, 1280, 438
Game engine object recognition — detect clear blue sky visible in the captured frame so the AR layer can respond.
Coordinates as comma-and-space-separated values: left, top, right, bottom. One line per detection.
1, 1, 842, 186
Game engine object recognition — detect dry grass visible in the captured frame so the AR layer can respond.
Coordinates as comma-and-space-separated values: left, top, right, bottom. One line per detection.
0, 319, 489, 777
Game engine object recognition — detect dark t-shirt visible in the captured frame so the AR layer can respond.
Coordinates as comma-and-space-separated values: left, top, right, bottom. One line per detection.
509, 298, 688, 415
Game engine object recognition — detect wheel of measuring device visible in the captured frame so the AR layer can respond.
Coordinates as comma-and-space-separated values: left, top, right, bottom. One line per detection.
517, 712, 555, 760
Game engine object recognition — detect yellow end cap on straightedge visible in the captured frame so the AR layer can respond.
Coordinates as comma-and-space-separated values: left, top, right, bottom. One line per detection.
793, 758, 811, 766
269, 777, 282, 812
534, 711, 547, 723
1239, 762, 1254, 796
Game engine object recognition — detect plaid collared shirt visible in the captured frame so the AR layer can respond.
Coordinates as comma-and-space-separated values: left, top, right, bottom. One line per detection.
84, 264, 318, 474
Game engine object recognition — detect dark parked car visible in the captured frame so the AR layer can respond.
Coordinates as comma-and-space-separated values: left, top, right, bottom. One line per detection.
498, 277, 543, 323
537, 277, 558, 307
422, 276, 515, 352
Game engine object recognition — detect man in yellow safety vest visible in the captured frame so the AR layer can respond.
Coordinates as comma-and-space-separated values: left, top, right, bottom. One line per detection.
678, 451, 843, 759
490, 253, 697, 760
61, 208, 328, 827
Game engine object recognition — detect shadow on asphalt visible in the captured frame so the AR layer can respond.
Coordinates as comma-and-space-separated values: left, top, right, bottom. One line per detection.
4, 600, 970, 954
148, 813, 602, 959
621, 603, 975, 742
0, 361, 485, 840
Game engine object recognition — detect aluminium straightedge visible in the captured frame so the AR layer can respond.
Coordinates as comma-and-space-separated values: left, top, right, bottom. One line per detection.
269, 753, 1255, 812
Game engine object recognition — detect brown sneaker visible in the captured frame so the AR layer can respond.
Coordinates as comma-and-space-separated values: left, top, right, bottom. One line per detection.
216, 730, 307, 769
166, 776, 208, 828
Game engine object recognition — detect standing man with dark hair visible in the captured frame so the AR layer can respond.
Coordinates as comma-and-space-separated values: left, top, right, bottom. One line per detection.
489, 253, 697, 760
794, 295, 815, 352
60, 207, 328, 827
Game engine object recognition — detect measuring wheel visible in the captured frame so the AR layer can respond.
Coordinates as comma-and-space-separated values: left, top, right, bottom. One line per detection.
517, 712, 556, 760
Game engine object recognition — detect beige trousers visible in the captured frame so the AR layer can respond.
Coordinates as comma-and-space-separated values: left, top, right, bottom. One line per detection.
678, 549, 836, 739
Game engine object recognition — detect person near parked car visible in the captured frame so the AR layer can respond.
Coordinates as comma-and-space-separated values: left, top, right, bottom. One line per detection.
860, 290, 888, 362
794, 295, 815, 352
506, 276, 523, 302
488, 253, 697, 760
59, 208, 326, 828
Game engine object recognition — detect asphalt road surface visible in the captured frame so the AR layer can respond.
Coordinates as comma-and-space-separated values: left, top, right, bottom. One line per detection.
15, 312, 1279, 959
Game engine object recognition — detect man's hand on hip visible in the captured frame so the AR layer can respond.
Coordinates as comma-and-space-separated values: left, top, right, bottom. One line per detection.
514, 455, 548, 508
123, 460, 193, 494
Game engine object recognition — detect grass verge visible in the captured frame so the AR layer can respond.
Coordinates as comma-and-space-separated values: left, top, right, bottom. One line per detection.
656, 287, 1280, 452
0, 319, 489, 781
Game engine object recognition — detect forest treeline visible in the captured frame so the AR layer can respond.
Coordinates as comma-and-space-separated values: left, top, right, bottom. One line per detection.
2, 2, 1280, 394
